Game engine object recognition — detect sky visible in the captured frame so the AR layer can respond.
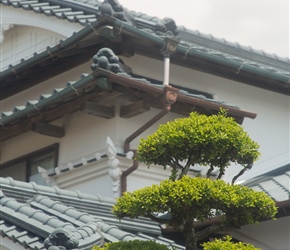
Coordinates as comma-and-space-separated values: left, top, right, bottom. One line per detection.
120, 0, 290, 58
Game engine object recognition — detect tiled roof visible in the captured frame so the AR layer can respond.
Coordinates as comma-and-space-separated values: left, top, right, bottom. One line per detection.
1, 0, 289, 97
2, 0, 289, 65
243, 163, 290, 202
0, 177, 185, 249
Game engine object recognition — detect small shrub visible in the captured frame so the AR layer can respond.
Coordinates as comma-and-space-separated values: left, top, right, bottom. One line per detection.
92, 240, 176, 250
202, 236, 260, 250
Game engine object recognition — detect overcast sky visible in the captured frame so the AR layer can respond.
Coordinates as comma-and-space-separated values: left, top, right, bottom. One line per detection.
120, 0, 289, 58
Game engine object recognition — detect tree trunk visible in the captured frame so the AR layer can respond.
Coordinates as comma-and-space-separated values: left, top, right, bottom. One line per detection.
183, 220, 197, 250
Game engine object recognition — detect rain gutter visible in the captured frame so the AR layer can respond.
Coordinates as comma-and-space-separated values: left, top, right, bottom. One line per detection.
107, 73, 257, 120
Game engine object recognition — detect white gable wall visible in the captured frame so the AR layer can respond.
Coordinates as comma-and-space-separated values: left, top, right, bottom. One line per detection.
0, 25, 66, 70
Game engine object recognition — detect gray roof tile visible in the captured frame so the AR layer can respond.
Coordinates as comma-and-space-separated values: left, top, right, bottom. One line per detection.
0, 178, 185, 249
0, 177, 162, 236
1, 0, 289, 66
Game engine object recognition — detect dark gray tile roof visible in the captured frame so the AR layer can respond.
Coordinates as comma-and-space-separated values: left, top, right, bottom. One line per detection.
243, 163, 290, 202
0, 177, 185, 249
1, 0, 289, 76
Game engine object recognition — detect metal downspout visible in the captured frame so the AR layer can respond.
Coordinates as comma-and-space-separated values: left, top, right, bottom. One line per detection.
121, 101, 174, 194
121, 42, 178, 194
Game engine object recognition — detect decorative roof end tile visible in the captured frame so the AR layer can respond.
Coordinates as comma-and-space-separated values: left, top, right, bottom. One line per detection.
91, 47, 125, 73
44, 228, 79, 250
99, 0, 135, 25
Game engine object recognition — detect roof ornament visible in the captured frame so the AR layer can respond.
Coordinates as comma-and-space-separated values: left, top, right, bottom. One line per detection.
44, 228, 79, 250
106, 137, 122, 198
91, 48, 124, 73
155, 18, 179, 36
99, 0, 135, 25
38, 166, 57, 186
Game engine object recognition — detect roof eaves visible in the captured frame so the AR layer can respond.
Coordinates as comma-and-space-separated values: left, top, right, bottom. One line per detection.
0, 63, 256, 142
109, 18, 290, 89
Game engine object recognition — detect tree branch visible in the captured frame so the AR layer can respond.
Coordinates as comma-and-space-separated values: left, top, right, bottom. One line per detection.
206, 164, 214, 178
147, 214, 171, 224
178, 156, 195, 180
231, 163, 252, 184
196, 225, 224, 241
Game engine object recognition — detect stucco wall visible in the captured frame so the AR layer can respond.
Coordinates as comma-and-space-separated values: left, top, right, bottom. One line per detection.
229, 216, 290, 250
122, 54, 290, 182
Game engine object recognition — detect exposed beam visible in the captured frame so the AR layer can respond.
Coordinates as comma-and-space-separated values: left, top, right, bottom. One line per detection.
32, 122, 65, 138
120, 100, 150, 118
81, 101, 115, 119
0, 90, 107, 142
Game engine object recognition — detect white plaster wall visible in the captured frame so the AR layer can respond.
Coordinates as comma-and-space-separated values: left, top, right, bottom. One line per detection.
122, 54, 290, 182
56, 159, 116, 198
0, 25, 66, 70
229, 216, 290, 250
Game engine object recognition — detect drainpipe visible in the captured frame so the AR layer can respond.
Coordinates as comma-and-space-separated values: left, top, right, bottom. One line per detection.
163, 54, 170, 86
121, 92, 177, 194
121, 38, 179, 194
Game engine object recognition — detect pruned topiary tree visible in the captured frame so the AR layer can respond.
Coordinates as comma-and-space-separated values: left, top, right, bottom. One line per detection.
112, 111, 277, 250
202, 235, 261, 250
137, 110, 260, 183
113, 176, 277, 250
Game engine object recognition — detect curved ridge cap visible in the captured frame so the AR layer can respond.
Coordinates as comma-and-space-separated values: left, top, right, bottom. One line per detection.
59, 0, 102, 8
0, 177, 115, 204
177, 27, 290, 63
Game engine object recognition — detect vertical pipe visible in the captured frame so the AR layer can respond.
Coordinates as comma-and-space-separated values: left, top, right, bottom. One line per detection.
121, 51, 176, 194
163, 55, 170, 86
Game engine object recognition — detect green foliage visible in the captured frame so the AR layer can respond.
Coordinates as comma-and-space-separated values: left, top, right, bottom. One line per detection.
202, 235, 260, 250
137, 110, 260, 180
91, 240, 175, 250
113, 176, 277, 229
